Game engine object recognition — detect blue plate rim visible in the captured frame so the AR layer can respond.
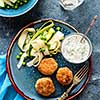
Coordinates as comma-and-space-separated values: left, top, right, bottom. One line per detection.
6, 18, 92, 100
0, 0, 38, 17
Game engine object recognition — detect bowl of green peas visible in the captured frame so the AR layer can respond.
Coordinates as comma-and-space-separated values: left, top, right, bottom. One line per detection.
0, 0, 38, 17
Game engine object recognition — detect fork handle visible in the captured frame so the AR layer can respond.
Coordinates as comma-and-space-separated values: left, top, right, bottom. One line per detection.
58, 84, 75, 100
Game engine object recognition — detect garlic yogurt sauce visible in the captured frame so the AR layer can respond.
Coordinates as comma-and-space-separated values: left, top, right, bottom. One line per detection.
61, 33, 92, 63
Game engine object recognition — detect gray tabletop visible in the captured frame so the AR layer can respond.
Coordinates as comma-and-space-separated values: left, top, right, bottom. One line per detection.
0, 0, 100, 100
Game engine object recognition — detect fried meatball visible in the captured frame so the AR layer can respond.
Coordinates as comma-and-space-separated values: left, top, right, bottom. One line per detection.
38, 58, 58, 75
56, 67, 73, 86
35, 77, 55, 96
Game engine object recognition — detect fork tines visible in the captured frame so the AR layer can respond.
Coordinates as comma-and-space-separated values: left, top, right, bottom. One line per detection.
75, 65, 89, 80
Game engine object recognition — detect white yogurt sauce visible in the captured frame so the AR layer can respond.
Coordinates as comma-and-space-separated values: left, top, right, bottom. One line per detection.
61, 34, 90, 63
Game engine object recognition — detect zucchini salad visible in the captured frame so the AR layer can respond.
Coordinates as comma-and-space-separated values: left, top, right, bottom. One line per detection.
16, 20, 64, 69
0, 0, 29, 9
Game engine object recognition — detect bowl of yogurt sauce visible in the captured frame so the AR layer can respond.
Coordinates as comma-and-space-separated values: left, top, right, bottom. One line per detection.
61, 33, 92, 64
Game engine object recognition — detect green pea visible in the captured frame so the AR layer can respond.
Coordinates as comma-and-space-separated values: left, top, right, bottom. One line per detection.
56, 26, 61, 31
23, 0, 28, 3
22, 62, 26, 66
50, 54, 52, 57
20, 2, 23, 6
19, 52, 23, 56
14, 4, 18, 9
6, 5, 10, 9
16, 55, 20, 60
17, 0, 20, 4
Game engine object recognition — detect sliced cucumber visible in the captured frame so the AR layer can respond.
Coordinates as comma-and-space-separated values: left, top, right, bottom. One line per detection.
0, 0, 5, 7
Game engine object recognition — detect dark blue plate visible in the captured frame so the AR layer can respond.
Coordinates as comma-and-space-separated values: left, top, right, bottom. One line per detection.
0, 0, 38, 17
6, 19, 92, 100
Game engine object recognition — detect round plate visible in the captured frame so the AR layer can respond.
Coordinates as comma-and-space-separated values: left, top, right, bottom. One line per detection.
0, 0, 38, 17
6, 19, 92, 100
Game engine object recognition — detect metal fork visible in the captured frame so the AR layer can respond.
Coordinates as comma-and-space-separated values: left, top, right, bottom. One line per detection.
58, 65, 88, 100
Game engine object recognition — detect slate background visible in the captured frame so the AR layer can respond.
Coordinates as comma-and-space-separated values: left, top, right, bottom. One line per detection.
0, 0, 100, 100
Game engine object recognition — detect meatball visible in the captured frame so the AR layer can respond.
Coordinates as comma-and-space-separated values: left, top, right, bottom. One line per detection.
35, 77, 55, 96
38, 58, 58, 75
56, 67, 73, 86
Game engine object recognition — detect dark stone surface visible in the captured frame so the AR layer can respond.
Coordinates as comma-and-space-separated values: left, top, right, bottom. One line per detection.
0, 0, 100, 100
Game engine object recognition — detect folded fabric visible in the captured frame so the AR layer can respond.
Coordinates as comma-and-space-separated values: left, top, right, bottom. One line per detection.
0, 54, 25, 100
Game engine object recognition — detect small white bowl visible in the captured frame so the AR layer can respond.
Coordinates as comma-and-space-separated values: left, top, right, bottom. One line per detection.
61, 33, 92, 64
59, 0, 84, 10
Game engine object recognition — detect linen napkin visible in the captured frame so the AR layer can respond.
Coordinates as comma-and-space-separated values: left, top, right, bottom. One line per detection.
0, 54, 25, 100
